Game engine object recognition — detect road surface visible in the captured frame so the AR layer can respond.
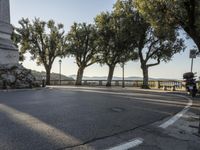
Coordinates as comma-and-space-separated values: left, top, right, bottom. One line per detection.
0, 87, 193, 150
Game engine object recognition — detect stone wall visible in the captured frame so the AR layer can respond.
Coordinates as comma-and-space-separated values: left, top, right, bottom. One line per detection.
0, 64, 39, 89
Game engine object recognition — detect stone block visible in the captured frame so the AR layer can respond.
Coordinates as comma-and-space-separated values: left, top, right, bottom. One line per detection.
0, 48, 19, 65
0, 64, 38, 89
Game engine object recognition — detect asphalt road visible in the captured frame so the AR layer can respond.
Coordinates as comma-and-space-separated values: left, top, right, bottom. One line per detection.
0, 87, 190, 150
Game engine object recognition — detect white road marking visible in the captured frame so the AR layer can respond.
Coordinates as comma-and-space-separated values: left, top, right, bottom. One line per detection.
107, 138, 144, 150
159, 95, 192, 128
67, 89, 193, 131
117, 95, 187, 106
70, 88, 192, 129
55, 86, 193, 129
54, 87, 177, 99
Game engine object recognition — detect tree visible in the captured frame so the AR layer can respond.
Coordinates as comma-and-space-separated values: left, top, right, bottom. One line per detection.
135, 0, 200, 52
95, 10, 138, 86
66, 23, 99, 85
15, 18, 67, 85
138, 28, 184, 88
116, 0, 185, 88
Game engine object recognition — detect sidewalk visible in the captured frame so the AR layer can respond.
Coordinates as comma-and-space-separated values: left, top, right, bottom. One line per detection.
72, 111, 200, 150
140, 111, 200, 150
141, 93, 200, 150
166, 111, 200, 139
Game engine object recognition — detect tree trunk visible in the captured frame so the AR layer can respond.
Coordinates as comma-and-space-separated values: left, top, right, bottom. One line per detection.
192, 36, 200, 52
76, 66, 85, 85
46, 67, 51, 85
141, 65, 150, 89
190, 31, 200, 52
184, 27, 200, 52
196, 42, 200, 53
106, 65, 115, 87
191, 36, 200, 53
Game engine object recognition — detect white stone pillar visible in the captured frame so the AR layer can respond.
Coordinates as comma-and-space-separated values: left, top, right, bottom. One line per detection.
0, 0, 19, 65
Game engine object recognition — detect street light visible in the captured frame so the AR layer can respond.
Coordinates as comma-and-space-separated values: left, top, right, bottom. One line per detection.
59, 59, 62, 85
122, 62, 125, 88
120, 56, 125, 88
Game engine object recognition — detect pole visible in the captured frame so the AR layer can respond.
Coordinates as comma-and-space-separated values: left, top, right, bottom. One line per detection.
191, 58, 194, 72
122, 62, 125, 88
59, 60, 61, 85
199, 113, 200, 134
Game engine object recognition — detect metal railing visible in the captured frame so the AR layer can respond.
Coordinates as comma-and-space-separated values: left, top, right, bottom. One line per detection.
37, 79, 186, 91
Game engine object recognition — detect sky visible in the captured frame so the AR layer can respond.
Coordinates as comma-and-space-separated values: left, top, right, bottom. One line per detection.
10, 0, 200, 79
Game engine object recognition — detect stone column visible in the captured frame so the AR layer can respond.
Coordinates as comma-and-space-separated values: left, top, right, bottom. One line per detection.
0, 0, 19, 65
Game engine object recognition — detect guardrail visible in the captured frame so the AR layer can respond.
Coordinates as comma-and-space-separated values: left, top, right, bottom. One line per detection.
37, 80, 186, 91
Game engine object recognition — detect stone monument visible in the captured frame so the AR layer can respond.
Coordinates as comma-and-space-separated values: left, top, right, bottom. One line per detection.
0, 0, 18, 64
0, 0, 37, 88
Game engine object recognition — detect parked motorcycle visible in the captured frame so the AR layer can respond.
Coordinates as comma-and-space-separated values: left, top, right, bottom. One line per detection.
183, 72, 198, 97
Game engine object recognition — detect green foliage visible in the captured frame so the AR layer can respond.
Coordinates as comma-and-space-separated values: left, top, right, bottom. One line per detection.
95, 0, 139, 86
15, 18, 67, 84
135, 0, 200, 51
139, 28, 185, 67
15, 18, 66, 66
115, 0, 185, 89
95, 5, 138, 67
137, 30, 185, 88
11, 27, 25, 61
66, 22, 99, 68
66, 22, 99, 85
11, 27, 20, 48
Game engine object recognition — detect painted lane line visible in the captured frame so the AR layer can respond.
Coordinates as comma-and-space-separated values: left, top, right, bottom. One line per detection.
57, 88, 178, 99
159, 107, 190, 128
106, 138, 144, 150
159, 95, 192, 129
117, 95, 188, 106
57, 87, 192, 129
58, 87, 192, 129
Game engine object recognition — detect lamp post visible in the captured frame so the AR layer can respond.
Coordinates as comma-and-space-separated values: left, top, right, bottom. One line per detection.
122, 62, 125, 88
59, 59, 62, 85
120, 56, 125, 88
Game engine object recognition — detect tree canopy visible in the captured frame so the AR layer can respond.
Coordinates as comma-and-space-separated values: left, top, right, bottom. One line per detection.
15, 18, 67, 85
95, 8, 138, 86
135, 0, 200, 52
138, 27, 185, 88
95, 0, 146, 86
11, 27, 25, 61
66, 22, 99, 85
114, 0, 185, 88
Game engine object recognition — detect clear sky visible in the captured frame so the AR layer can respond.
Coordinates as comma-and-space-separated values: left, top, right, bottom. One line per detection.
10, 0, 200, 79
